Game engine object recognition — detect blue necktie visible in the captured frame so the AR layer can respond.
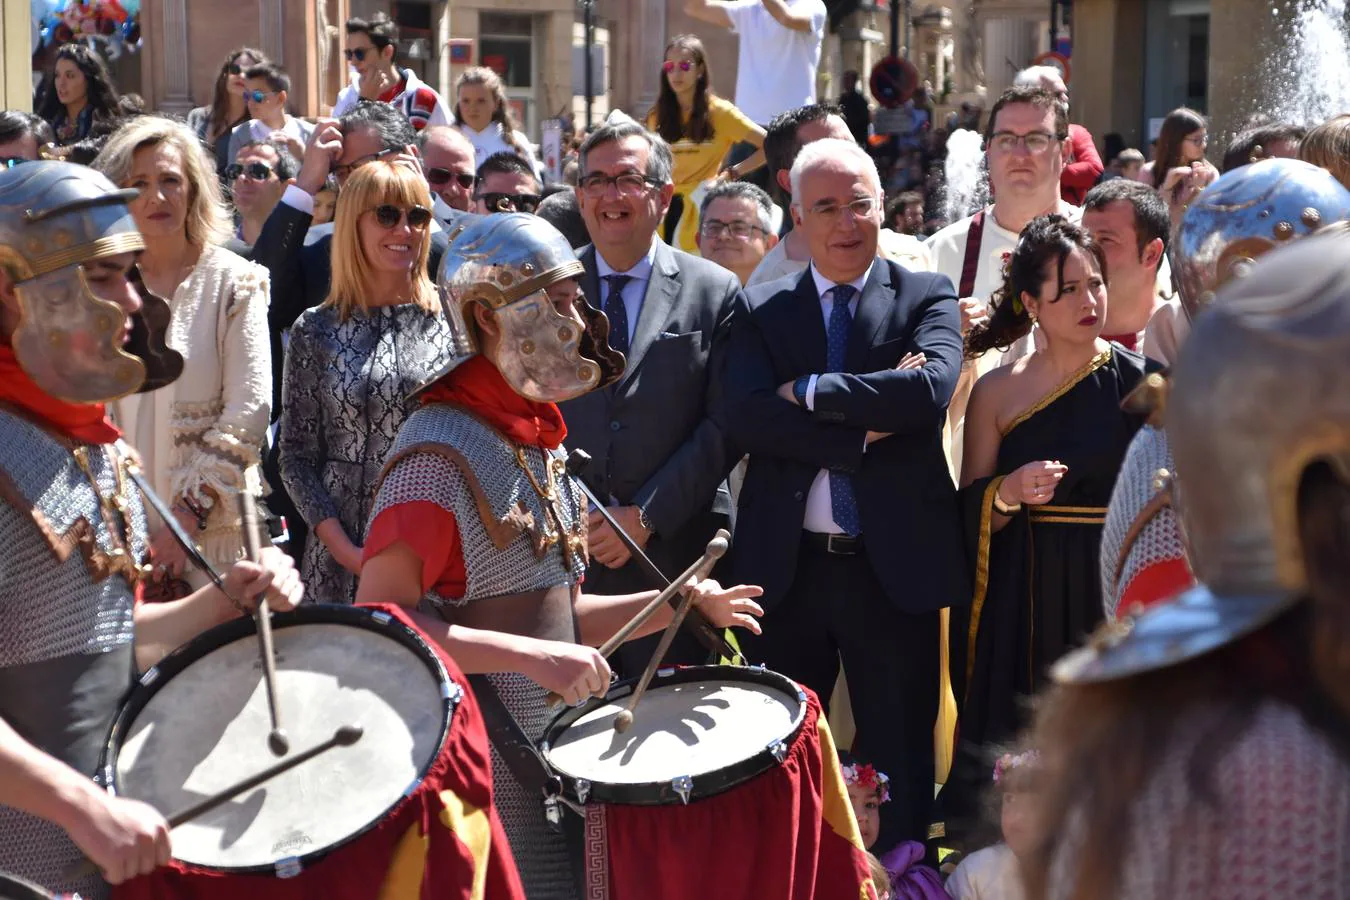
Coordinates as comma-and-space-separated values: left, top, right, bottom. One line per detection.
827, 285, 861, 536
603, 274, 631, 356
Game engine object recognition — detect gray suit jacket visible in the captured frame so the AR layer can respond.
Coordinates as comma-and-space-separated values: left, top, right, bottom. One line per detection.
557, 240, 742, 592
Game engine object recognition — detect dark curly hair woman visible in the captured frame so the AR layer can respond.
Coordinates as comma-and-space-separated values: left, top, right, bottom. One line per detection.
37, 43, 122, 146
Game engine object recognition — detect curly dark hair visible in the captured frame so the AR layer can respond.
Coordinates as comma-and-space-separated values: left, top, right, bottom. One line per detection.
649, 34, 715, 145
37, 44, 122, 140
965, 215, 1107, 359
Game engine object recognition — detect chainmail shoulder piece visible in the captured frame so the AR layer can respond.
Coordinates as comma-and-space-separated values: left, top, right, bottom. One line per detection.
1100, 425, 1188, 619
370, 403, 586, 605
0, 409, 143, 665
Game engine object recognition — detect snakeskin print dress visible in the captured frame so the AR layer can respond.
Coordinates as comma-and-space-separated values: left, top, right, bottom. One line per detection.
278, 303, 453, 605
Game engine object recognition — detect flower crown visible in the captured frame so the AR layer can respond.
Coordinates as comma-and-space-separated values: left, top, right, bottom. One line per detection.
993, 749, 1041, 785
842, 762, 891, 803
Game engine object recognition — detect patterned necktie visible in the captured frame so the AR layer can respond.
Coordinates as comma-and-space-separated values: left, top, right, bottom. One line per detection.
603, 274, 632, 356
827, 284, 861, 536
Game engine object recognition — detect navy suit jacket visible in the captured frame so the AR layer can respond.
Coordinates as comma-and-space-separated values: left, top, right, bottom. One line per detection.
724, 258, 970, 614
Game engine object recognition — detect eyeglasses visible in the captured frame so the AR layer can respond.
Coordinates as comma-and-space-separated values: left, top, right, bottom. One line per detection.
477, 192, 541, 214
700, 219, 766, 240
662, 60, 694, 73
426, 168, 476, 189
343, 47, 371, 62
333, 147, 398, 180
2, 157, 31, 170
806, 197, 878, 221
225, 161, 276, 182
578, 172, 662, 198
1184, 133, 1209, 146
371, 204, 433, 229
989, 131, 1064, 154
245, 90, 276, 104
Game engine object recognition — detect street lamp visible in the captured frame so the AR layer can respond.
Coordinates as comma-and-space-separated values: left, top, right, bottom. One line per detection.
580, 0, 595, 131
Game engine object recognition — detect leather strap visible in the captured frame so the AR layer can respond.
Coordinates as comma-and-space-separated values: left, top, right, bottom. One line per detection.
959, 209, 986, 299
466, 673, 558, 797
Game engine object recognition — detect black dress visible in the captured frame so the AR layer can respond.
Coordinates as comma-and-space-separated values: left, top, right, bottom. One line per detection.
941, 345, 1152, 845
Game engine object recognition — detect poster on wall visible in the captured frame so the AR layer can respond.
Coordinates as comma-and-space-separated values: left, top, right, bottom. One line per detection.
542, 119, 563, 184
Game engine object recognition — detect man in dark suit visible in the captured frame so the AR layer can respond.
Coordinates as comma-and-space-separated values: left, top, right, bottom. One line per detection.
557, 114, 741, 676
724, 137, 968, 854
249, 101, 450, 559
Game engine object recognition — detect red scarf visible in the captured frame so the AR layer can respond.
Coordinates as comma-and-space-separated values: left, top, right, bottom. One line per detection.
421, 355, 568, 449
1104, 332, 1139, 352
0, 344, 122, 444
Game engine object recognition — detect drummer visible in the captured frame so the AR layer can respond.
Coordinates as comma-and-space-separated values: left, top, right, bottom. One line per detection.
355, 212, 765, 897
0, 162, 303, 897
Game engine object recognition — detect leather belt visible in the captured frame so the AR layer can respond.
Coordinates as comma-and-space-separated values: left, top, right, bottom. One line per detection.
801, 531, 863, 555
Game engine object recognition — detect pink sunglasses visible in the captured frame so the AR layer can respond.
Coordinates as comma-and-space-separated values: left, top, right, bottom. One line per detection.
663, 60, 694, 73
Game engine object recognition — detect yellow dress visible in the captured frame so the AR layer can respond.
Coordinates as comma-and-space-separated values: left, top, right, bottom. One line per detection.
647, 95, 759, 253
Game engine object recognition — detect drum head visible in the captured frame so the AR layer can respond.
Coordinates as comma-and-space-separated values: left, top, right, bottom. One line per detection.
103, 606, 455, 873
0, 873, 53, 900
541, 666, 807, 806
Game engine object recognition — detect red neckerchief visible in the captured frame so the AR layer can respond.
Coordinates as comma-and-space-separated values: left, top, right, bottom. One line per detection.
420, 356, 568, 449
1104, 332, 1139, 351
0, 344, 121, 444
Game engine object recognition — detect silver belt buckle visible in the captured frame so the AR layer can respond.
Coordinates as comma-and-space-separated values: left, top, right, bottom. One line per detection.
826, 533, 850, 554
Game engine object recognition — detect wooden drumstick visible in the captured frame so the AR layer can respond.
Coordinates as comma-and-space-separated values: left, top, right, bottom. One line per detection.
546, 529, 731, 709
239, 494, 288, 757
614, 529, 730, 733
64, 726, 364, 881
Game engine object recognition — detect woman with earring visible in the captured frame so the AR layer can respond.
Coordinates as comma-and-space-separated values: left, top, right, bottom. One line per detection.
36, 44, 123, 147
187, 47, 270, 174
278, 160, 452, 604
940, 216, 1156, 847
646, 34, 766, 253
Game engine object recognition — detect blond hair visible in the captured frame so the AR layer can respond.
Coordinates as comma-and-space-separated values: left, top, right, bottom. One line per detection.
92, 115, 233, 248
325, 159, 438, 321
1299, 114, 1350, 190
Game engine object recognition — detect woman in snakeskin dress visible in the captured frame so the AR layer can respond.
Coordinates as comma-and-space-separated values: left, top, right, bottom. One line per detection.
279, 160, 452, 604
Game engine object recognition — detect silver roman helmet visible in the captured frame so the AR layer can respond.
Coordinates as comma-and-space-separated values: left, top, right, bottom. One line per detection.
1057, 228, 1350, 682
426, 212, 624, 402
1172, 157, 1350, 322
0, 160, 182, 403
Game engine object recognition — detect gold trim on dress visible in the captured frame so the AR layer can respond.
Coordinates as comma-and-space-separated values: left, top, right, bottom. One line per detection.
1029, 504, 1108, 525
999, 348, 1113, 439
964, 475, 1005, 696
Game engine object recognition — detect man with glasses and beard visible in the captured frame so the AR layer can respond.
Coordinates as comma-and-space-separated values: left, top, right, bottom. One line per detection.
474, 152, 542, 215
558, 113, 745, 677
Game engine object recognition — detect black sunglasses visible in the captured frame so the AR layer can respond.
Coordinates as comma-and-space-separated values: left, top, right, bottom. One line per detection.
426, 168, 476, 189
478, 192, 541, 214
343, 48, 371, 62
225, 162, 276, 182
372, 204, 433, 229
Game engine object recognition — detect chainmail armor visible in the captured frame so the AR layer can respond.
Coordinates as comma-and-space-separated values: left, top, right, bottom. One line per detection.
1100, 425, 1189, 620
370, 403, 584, 898
0, 408, 146, 899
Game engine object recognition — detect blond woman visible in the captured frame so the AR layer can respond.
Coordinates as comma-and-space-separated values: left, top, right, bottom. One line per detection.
95, 116, 272, 588
278, 160, 453, 604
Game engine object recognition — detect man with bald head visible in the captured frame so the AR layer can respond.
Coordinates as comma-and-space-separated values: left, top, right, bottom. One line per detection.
419, 125, 476, 222
725, 138, 966, 856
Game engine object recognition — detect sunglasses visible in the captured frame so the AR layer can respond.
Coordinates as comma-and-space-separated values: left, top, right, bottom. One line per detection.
343, 47, 372, 62
371, 204, 433, 229
225, 162, 276, 181
245, 90, 276, 104
477, 192, 541, 214
426, 168, 476, 189
663, 60, 694, 73
2, 157, 30, 170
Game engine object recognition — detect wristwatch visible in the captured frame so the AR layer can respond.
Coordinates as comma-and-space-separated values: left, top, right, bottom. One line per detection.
793, 376, 810, 408
637, 506, 654, 537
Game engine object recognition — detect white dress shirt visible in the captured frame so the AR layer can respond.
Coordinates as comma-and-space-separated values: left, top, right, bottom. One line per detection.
802, 263, 870, 535
594, 243, 658, 348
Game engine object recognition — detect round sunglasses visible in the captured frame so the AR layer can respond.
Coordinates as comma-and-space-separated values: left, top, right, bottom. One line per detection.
662, 60, 694, 73
371, 204, 433, 229
245, 90, 276, 104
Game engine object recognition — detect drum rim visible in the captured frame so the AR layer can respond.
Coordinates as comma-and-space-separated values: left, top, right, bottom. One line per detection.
99, 604, 458, 876
539, 664, 809, 807
0, 870, 56, 900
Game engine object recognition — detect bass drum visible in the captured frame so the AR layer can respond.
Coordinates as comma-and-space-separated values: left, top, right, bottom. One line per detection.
101, 604, 457, 877
0, 872, 56, 900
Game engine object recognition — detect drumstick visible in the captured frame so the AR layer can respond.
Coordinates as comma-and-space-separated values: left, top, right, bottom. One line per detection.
546, 529, 730, 709
239, 494, 288, 757
64, 725, 364, 881
612, 530, 730, 733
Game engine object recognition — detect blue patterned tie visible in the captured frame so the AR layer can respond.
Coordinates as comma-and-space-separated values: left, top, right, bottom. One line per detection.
603, 274, 631, 356
827, 285, 861, 536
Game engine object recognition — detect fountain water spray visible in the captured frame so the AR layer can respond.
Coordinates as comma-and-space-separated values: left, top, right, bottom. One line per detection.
1265, 0, 1350, 126
943, 129, 989, 224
